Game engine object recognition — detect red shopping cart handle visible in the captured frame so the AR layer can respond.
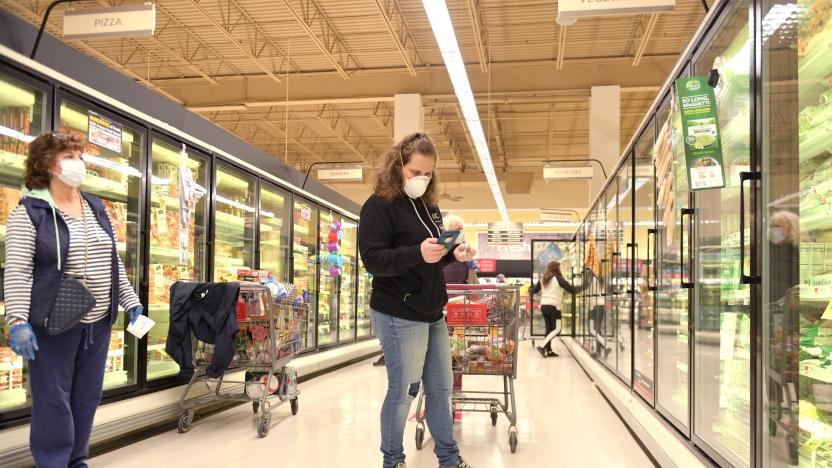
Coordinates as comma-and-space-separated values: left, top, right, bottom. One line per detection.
446, 284, 515, 291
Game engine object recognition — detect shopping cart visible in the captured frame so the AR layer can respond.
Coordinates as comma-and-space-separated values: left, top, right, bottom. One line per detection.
175, 282, 304, 438
413, 284, 521, 453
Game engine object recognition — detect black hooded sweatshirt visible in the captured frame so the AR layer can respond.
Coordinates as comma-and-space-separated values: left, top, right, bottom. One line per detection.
358, 194, 457, 323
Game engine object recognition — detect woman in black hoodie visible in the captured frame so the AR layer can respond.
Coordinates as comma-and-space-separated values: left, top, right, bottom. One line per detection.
359, 133, 476, 468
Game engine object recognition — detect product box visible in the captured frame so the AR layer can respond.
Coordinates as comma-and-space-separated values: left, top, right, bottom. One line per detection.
238, 269, 272, 283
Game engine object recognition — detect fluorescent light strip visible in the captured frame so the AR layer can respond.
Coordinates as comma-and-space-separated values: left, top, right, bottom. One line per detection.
0, 125, 35, 143
215, 195, 255, 213
421, 0, 509, 221
82, 153, 142, 178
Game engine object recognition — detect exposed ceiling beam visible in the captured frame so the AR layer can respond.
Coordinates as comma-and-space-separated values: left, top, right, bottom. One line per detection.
188, 0, 292, 84
633, 14, 660, 67
490, 107, 507, 171
372, 101, 395, 140
373, 0, 424, 77
316, 104, 377, 163
556, 25, 567, 70
465, 0, 489, 73
434, 108, 467, 172
282, 0, 361, 79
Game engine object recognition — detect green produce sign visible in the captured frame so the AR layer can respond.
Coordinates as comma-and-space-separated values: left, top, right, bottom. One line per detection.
675, 76, 725, 191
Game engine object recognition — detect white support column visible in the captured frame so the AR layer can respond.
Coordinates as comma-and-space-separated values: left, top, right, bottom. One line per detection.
589, 86, 621, 200
394, 94, 424, 142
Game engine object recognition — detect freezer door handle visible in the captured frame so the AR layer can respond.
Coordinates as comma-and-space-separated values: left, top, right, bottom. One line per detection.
739, 171, 760, 285
647, 228, 658, 291
680, 208, 694, 289
626, 242, 637, 294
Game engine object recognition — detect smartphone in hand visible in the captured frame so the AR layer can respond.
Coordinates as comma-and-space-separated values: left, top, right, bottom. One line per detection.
436, 230, 461, 251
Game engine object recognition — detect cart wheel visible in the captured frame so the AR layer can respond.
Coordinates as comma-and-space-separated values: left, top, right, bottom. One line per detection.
253, 402, 260, 414
290, 397, 299, 415
257, 415, 271, 438
415, 424, 425, 450
177, 412, 192, 433
490, 405, 499, 426
509, 429, 518, 454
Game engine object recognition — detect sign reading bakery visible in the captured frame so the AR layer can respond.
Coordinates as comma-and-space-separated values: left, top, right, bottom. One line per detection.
557, 0, 674, 17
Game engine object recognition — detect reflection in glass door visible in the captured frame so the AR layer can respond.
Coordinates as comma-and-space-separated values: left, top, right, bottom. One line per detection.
0, 71, 48, 414
656, 91, 691, 432
530, 240, 567, 341
339, 220, 357, 344
692, 4, 751, 465
293, 200, 318, 351
318, 211, 339, 347
761, 0, 824, 464
59, 98, 143, 391
357, 255, 373, 339
147, 138, 208, 381
635, 123, 657, 403
213, 165, 256, 281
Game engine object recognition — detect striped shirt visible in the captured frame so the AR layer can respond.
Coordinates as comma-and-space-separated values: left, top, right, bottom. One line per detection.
4, 200, 141, 325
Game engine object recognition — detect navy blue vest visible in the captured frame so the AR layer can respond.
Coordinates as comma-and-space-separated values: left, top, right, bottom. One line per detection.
20, 193, 120, 328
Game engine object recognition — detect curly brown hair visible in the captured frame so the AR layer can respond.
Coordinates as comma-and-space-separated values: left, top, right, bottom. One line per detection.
373, 132, 439, 206
24, 132, 85, 190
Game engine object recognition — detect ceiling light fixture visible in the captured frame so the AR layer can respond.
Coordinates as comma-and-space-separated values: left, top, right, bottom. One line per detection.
421, 0, 509, 221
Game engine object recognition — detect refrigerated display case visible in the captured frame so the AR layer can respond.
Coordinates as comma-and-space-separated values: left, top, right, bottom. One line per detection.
618, 155, 634, 385
691, 5, 752, 465
0, 69, 49, 415
146, 138, 208, 381
259, 183, 291, 283
339, 219, 357, 344
604, 181, 619, 371
293, 199, 318, 352
357, 256, 373, 339
58, 96, 144, 391
213, 165, 256, 282
635, 123, 657, 403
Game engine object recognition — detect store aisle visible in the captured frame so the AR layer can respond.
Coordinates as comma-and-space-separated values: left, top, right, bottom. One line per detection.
91, 340, 653, 468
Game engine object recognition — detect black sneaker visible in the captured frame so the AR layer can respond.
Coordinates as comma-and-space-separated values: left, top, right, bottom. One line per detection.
373, 355, 385, 366
536, 346, 547, 358
440, 457, 472, 468
546, 351, 559, 357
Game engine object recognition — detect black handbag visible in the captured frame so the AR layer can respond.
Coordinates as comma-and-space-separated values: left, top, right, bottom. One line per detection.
44, 203, 97, 335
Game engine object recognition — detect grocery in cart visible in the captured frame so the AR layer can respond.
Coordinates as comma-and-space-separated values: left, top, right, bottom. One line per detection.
414, 284, 520, 453
171, 280, 304, 438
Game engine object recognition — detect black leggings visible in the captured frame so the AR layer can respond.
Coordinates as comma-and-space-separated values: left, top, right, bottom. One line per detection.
541, 305, 562, 352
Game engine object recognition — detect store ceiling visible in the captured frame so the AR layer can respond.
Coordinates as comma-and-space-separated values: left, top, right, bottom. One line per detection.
1, 0, 705, 221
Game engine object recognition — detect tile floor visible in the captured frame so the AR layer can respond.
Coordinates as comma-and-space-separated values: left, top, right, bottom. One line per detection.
91, 340, 654, 467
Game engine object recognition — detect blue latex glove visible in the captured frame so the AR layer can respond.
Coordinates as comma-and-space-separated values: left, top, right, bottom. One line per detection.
9, 323, 38, 361
127, 306, 144, 325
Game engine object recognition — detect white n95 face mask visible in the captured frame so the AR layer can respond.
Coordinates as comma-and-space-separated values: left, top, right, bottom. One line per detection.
404, 175, 430, 199
56, 159, 87, 188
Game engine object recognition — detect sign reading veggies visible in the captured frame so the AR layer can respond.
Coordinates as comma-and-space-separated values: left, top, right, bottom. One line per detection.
675, 76, 725, 191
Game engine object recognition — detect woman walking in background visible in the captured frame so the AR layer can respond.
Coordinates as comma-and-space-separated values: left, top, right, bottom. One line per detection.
531, 260, 577, 358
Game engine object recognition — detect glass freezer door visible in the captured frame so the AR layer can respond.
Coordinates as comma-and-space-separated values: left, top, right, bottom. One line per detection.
318, 211, 339, 347
618, 155, 634, 385
0, 70, 49, 415
634, 123, 657, 404
655, 91, 691, 433
691, 3, 752, 465
213, 164, 256, 282
259, 183, 291, 283
339, 219, 357, 344
761, 0, 829, 464
58, 97, 144, 392
293, 199, 318, 351
147, 138, 209, 381
603, 181, 619, 371
356, 256, 373, 339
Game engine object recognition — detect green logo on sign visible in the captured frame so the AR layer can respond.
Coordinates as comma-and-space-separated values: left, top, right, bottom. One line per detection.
686, 80, 701, 91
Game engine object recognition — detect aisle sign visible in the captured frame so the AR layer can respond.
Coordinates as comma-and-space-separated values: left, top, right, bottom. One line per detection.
87, 111, 122, 154
317, 166, 363, 181
63, 4, 156, 40
675, 76, 725, 191
543, 165, 593, 180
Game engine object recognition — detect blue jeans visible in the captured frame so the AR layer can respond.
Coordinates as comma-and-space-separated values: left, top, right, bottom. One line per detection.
372, 310, 460, 468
